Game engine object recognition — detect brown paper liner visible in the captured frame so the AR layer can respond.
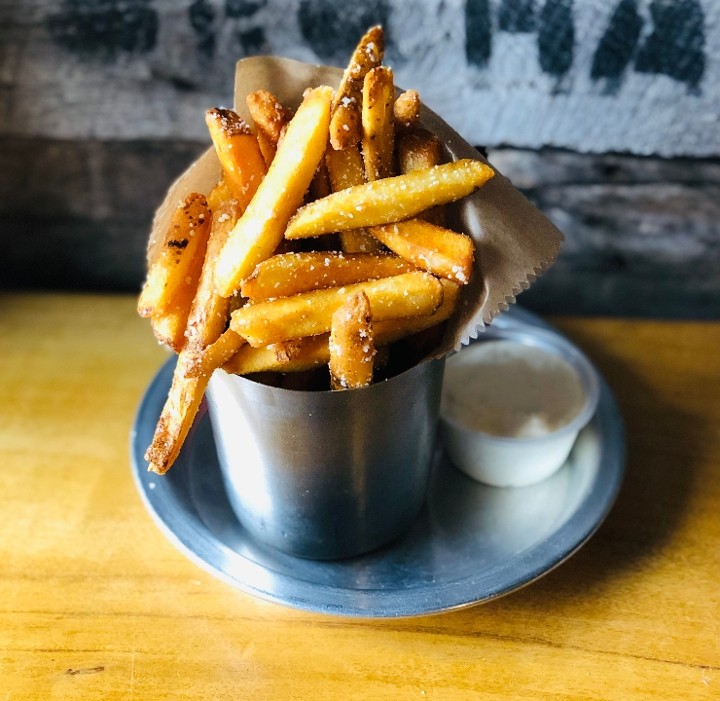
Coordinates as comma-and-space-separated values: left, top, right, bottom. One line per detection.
148, 56, 563, 355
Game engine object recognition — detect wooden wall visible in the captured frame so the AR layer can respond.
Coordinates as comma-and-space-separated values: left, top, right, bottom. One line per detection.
1, 0, 718, 318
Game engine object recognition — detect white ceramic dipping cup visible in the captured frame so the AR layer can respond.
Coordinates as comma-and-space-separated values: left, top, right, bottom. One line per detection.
440, 326, 600, 487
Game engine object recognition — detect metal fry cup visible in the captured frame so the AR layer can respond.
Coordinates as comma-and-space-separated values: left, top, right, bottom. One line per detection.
205, 358, 445, 560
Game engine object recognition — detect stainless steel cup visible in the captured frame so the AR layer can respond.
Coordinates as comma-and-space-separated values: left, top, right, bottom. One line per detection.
205, 358, 445, 559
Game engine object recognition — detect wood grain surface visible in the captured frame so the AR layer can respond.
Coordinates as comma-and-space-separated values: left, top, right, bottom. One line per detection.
0, 293, 718, 700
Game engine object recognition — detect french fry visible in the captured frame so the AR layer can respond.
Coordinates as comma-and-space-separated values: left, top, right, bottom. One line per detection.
368, 219, 474, 284
214, 85, 334, 298
184, 327, 247, 378
373, 279, 460, 343
138, 192, 211, 319
184, 198, 241, 350
205, 109, 266, 209
329, 291, 375, 390
221, 280, 459, 376
325, 145, 381, 252
325, 144, 365, 191
231, 271, 443, 347
240, 251, 414, 302
285, 159, 494, 240
362, 66, 395, 181
330, 25, 384, 150
309, 158, 332, 201
206, 178, 234, 212
393, 90, 421, 129
329, 102, 362, 151
149, 300, 192, 353
223, 336, 330, 375
246, 89, 290, 165
397, 128, 446, 226
397, 128, 444, 174
145, 351, 209, 475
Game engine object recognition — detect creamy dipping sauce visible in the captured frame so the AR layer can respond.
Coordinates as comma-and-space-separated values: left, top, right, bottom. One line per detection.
442, 340, 586, 439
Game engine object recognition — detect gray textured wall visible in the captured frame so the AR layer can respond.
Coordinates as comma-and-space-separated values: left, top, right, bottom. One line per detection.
1, 0, 718, 318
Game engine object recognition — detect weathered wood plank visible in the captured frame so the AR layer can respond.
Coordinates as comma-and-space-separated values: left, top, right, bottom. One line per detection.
1, 0, 718, 156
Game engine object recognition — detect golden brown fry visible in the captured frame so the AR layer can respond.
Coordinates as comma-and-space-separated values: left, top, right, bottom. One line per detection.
184, 327, 247, 378
285, 159, 495, 240
184, 198, 241, 350
246, 89, 290, 165
214, 85, 334, 298
145, 350, 209, 474
231, 271, 443, 347
329, 102, 362, 151
393, 90, 421, 129
309, 158, 331, 201
362, 66, 395, 181
205, 109, 266, 208
221, 281, 459, 376
329, 25, 384, 150
241, 251, 413, 301
138, 192, 211, 318
222, 336, 330, 375
397, 128, 444, 173
206, 178, 234, 212
373, 279, 460, 343
325, 144, 365, 191
329, 291, 375, 390
397, 128, 446, 226
325, 145, 381, 252
369, 219, 474, 284
149, 301, 190, 353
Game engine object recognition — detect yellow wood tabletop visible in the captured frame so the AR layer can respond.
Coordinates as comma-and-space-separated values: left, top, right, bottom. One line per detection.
1, 293, 718, 700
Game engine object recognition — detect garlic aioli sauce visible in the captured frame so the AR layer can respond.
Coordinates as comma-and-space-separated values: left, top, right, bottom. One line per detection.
442, 340, 586, 438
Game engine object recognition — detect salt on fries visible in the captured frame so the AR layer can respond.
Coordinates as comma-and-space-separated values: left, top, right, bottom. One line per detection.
139, 25, 494, 473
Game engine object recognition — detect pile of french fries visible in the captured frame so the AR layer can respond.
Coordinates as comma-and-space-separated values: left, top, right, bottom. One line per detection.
138, 26, 495, 474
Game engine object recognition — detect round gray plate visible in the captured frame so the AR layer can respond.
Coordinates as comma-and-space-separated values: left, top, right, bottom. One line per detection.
131, 307, 625, 618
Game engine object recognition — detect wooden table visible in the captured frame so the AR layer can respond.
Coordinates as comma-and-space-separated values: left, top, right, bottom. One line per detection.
1, 293, 718, 699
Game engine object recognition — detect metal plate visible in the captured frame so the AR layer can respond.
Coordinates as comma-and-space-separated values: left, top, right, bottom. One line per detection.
130, 307, 625, 618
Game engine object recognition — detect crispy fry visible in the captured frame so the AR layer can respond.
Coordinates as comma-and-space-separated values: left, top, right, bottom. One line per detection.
325, 145, 381, 252
231, 271, 443, 347
362, 66, 395, 181
149, 301, 191, 353
184, 198, 241, 350
325, 144, 365, 191
214, 85, 334, 298
184, 327, 247, 378
309, 158, 331, 201
145, 350, 209, 474
241, 251, 413, 301
285, 159, 494, 240
369, 219, 474, 284
329, 25, 384, 149
373, 279, 460, 343
393, 90, 421, 129
221, 280, 459, 376
246, 89, 290, 165
397, 128, 446, 226
223, 336, 330, 375
138, 192, 211, 320
329, 102, 362, 151
205, 109, 266, 208
329, 291, 375, 390
206, 178, 234, 212
397, 128, 444, 173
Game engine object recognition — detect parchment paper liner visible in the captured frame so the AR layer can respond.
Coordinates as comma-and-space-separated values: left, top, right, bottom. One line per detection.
149, 57, 563, 355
